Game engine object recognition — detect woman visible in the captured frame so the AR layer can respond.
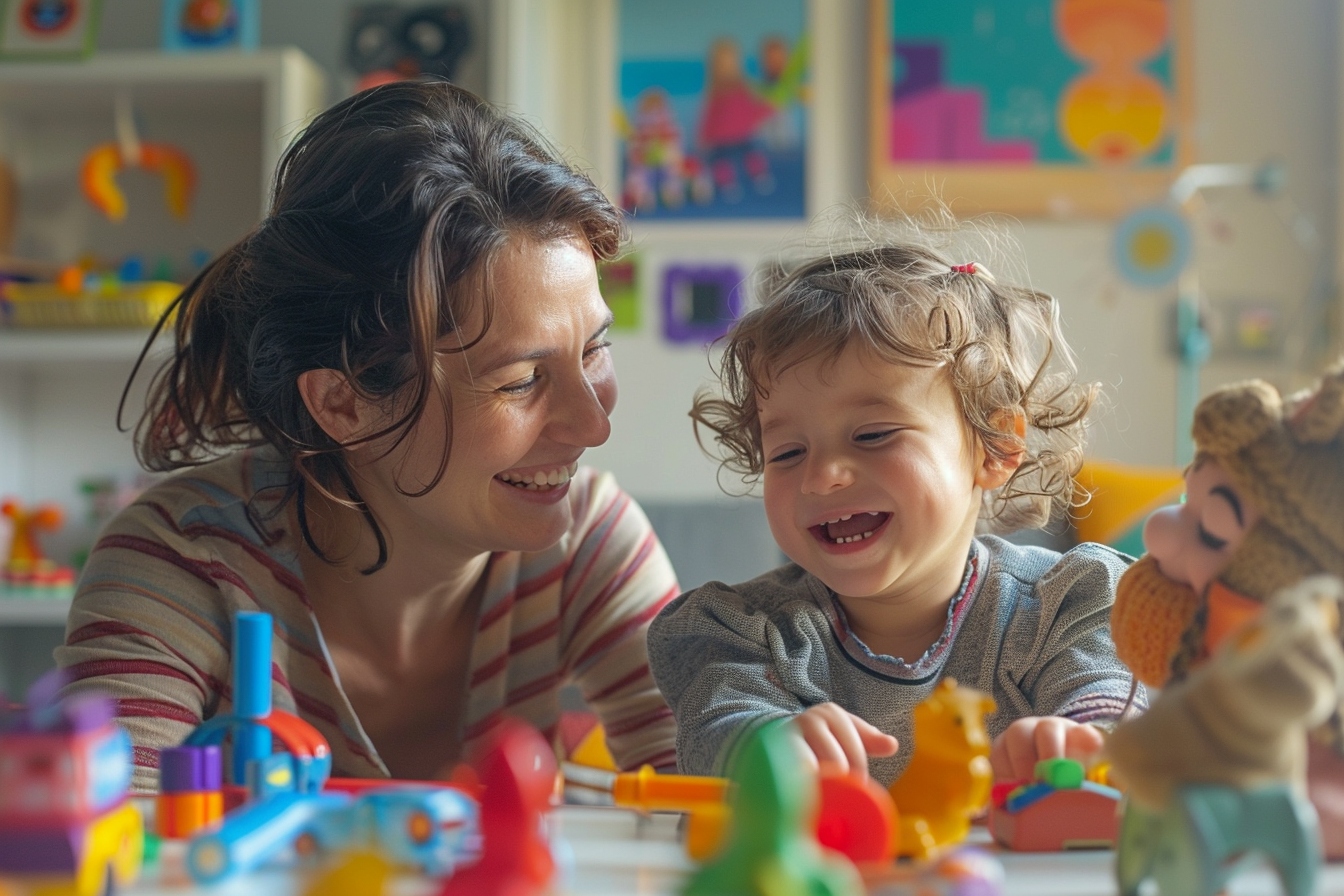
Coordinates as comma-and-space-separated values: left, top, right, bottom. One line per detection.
55, 80, 679, 791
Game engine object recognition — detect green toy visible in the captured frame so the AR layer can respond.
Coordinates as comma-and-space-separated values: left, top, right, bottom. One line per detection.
681, 720, 862, 896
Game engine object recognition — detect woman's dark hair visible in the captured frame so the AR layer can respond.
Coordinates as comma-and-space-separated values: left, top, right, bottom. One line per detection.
123, 79, 625, 572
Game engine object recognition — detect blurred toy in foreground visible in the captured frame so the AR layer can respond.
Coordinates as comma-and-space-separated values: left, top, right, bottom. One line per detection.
0, 498, 75, 599
1109, 576, 1342, 896
888, 679, 995, 859
1105, 358, 1344, 891
681, 719, 862, 896
0, 671, 143, 896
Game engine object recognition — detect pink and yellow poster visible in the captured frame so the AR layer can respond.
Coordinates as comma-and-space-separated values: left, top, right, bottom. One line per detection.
869, 0, 1192, 217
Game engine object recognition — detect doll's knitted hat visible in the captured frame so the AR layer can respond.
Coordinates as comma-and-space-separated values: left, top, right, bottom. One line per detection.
1195, 358, 1344, 604
1110, 358, 1344, 688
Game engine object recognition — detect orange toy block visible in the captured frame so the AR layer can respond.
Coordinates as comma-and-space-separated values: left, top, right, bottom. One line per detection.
155, 791, 224, 839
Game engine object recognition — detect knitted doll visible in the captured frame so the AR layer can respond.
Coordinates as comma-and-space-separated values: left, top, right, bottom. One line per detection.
1107, 357, 1344, 852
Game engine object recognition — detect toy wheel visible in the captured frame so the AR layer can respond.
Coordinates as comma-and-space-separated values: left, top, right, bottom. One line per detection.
294, 831, 322, 858
407, 808, 435, 845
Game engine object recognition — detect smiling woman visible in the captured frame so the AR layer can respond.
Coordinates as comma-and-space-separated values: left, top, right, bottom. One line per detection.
52, 80, 680, 792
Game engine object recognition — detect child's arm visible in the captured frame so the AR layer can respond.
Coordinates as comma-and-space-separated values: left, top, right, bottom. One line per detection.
997, 543, 1141, 778
648, 578, 895, 778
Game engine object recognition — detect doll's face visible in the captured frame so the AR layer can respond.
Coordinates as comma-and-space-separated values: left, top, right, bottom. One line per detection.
1142, 457, 1262, 595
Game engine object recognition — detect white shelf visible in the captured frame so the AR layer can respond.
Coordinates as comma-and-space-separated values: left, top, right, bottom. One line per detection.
0, 329, 170, 367
0, 598, 71, 625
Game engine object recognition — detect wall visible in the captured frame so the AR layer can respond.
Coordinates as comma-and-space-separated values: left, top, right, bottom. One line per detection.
502, 0, 1341, 494
16, 0, 1344, 594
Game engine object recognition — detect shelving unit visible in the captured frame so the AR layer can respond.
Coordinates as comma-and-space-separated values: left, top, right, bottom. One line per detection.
0, 598, 72, 625
0, 49, 327, 692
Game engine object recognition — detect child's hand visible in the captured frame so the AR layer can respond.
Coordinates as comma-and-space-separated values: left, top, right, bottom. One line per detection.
792, 702, 899, 779
989, 716, 1104, 781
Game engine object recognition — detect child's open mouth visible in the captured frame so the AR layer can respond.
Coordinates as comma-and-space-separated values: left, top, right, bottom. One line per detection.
810, 511, 891, 546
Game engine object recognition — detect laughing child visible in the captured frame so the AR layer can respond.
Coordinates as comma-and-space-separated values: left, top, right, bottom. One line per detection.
648, 235, 1139, 785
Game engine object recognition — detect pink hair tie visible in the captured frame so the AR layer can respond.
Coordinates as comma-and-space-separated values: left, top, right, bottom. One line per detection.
950, 263, 978, 274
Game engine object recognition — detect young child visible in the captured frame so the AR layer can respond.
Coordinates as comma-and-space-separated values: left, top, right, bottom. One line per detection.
648, 235, 1139, 786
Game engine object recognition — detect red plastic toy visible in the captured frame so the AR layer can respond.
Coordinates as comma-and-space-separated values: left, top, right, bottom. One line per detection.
438, 717, 557, 896
988, 757, 1121, 851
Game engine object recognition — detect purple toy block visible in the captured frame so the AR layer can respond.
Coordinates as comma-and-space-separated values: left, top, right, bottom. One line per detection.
161, 744, 223, 793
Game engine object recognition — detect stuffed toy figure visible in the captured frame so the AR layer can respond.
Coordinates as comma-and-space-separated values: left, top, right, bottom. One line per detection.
1106, 357, 1344, 856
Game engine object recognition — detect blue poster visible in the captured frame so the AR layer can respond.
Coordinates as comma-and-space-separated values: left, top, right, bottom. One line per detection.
617, 0, 808, 220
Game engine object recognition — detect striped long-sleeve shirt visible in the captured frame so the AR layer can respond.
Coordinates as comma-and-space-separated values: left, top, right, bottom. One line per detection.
55, 447, 680, 792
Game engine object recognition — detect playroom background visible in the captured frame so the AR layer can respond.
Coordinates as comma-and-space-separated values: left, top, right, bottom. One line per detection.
0, 0, 1339, 695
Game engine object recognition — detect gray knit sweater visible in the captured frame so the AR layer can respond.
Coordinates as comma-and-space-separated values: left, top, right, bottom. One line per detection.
647, 535, 1140, 784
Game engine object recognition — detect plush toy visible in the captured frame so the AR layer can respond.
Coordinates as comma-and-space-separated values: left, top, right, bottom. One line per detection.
1106, 357, 1344, 863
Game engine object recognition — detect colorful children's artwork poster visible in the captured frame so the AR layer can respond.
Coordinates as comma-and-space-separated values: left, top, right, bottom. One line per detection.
617, 0, 808, 220
869, 0, 1192, 217
0, 0, 102, 59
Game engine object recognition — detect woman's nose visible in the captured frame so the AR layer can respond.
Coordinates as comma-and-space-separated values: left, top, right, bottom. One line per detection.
552, 374, 614, 447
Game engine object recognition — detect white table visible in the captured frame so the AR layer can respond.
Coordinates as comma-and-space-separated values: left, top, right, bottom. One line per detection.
57, 805, 1344, 895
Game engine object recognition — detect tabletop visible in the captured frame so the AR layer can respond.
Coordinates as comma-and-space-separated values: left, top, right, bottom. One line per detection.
80, 805, 1344, 896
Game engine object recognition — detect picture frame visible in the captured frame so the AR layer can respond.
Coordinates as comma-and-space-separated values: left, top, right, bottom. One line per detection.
161, 0, 259, 53
0, 0, 101, 60
868, 0, 1194, 218
616, 0, 809, 221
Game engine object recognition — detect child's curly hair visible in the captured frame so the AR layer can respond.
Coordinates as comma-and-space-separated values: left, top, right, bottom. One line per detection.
691, 229, 1099, 533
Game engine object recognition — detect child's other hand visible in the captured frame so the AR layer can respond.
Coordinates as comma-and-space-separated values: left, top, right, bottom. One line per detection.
792, 702, 899, 780
989, 716, 1104, 781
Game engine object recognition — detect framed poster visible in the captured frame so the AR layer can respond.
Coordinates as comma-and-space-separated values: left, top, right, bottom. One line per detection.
869, 0, 1193, 218
0, 0, 101, 59
617, 0, 809, 220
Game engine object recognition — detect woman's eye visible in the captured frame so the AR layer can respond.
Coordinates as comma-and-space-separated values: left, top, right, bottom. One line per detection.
1196, 523, 1228, 551
768, 448, 803, 464
584, 340, 612, 360
500, 374, 539, 394
856, 428, 897, 443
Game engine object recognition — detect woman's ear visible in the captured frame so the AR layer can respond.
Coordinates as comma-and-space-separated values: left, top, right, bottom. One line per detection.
974, 408, 1026, 490
297, 369, 366, 445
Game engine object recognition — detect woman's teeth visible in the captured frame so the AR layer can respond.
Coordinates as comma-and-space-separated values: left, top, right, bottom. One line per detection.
499, 463, 578, 490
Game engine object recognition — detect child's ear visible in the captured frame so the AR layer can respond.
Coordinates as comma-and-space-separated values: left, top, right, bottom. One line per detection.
297, 368, 368, 446
974, 408, 1026, 490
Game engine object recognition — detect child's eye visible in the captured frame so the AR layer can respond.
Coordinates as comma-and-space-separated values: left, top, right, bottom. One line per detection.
1196, 523, 1228, 551
856, 428, 898, 443
768, 447, 803, 464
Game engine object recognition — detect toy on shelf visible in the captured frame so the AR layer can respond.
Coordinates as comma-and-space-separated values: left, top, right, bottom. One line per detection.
179, 611, 478, 884
0, 498, 76, 599
82, 141, 196, 223
887, 678, 996, 859
988, 756, 1121, 851
0, 268, 181, 328
0, 671, 143, 896
438, 716, 558, 896
680, 719, 861, 896
81, 90, 195, 223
